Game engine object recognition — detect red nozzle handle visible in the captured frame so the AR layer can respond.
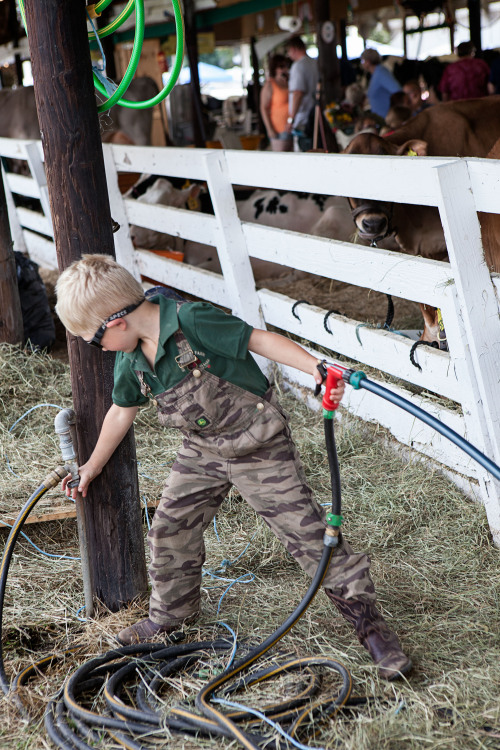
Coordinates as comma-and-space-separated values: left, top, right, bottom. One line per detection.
322, 366, 344, 411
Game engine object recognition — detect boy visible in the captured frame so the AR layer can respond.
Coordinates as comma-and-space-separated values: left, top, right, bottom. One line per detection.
56, 254, 411, 680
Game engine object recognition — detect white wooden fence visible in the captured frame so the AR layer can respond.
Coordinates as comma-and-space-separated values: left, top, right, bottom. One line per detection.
2, 136, 500, 545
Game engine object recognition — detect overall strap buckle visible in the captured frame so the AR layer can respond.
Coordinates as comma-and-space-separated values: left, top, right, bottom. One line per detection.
173, 306, 200, 371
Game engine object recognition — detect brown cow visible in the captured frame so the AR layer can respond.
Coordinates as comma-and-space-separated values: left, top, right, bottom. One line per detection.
343, 97, 500, 350
343, 96, 500, 254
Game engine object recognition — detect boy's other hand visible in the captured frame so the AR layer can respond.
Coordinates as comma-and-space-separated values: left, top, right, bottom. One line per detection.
61, 462, 101, 499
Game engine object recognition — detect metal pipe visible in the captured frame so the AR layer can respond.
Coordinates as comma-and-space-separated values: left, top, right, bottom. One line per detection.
54, 409, 94, 618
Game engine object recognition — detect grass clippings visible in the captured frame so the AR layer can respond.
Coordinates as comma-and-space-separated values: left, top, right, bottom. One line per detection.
0, 343, 499, 749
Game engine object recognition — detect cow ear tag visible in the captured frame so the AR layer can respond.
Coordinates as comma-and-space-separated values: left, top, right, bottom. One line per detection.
406, 147, 418, 156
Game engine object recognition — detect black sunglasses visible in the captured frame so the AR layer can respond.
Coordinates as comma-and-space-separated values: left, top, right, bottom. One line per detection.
85, 299, 145, 348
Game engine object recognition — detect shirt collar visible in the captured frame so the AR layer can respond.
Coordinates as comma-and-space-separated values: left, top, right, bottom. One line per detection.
121, 294, 180, 373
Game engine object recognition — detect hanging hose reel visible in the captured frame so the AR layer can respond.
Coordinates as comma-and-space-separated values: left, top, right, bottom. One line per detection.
17, 0, 185, 112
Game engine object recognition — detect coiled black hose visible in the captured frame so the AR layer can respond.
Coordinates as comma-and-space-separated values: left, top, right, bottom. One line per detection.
0, 419, 353, 749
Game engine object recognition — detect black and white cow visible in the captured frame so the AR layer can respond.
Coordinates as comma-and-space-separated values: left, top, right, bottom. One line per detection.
128, 177, 356, 280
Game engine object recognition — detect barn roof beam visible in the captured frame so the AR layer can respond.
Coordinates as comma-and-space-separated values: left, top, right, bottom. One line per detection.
113, 0, 349, 42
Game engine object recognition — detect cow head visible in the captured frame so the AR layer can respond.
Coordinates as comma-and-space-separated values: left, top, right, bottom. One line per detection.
343, 134, 427, 244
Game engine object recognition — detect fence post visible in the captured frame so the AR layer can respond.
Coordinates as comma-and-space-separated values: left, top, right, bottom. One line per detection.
24, 142, 53, 236
434, 159, 500, 544
203, 150, 266, 330
101, 144, 141, 281
1, 161, 27, 254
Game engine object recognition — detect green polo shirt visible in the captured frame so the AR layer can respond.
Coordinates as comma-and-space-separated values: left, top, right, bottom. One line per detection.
112, 296, 269, 407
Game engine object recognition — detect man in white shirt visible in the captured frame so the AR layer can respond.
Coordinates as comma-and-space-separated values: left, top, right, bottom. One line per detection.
285, 35, 319, 151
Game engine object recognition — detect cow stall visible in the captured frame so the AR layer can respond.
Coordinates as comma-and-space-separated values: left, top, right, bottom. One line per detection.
2, 137, 500, 545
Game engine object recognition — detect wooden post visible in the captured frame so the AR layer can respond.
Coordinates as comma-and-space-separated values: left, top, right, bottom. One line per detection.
315, 0, 341, 105
468, 0, 482, 54
7, 0, 24, 86
250, 37, 264, 135
23, 0, 148, 613
184, 0, 206, 147
0, 167, 23, 344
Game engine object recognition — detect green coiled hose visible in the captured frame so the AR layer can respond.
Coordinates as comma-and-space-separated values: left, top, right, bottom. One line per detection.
17, 0, 185, 113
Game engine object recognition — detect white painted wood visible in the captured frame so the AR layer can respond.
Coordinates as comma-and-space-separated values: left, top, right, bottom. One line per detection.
434, 161, 500, 541
467, 157, 500, 213
23, 231, 57, 269
5, 172, 40, 199
24, 141, 53, 236
225, 150, 453, 205
243, 224, 452, 305
438, 285, 500, 544
124, 200, 218, 245
110, 144, 213, 181
16, 207, 52, 237
258, 288, 461, 402
2, 163, 27, 254
203, 150, 265, 330
436, 160, 500, 460
0, 137, 31, 159
102, 144, 141, 281
136, 249, 228, 306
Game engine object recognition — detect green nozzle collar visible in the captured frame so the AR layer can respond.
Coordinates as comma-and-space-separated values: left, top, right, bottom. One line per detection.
349, 370, 367, 389
326, 512, 343, 527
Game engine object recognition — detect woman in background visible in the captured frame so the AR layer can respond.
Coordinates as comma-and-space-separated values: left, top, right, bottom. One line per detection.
260, 54, 293, 152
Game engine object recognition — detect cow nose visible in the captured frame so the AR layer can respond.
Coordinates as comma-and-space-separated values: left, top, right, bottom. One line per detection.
361, 216, 387, 236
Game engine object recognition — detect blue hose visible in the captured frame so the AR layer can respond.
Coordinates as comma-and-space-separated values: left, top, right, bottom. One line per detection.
349, 372, 500, 482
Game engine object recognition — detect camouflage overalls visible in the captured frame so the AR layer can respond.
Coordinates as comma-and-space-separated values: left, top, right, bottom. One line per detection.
137, 325, 376, 627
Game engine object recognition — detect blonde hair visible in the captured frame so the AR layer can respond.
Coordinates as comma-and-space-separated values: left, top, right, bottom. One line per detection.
55, 254, 144, 336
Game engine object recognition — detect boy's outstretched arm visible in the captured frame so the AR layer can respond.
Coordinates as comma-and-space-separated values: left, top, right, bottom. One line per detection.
248, 328, 345, 402
62, 404, 138, 499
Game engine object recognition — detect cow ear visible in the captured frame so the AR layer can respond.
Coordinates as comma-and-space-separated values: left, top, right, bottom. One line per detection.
397, 139, 427, 156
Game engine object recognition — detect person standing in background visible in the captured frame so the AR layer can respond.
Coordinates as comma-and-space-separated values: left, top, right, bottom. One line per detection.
438, 42, 490, 101
260, 54, 293, 152
285, 36, 319, 151
360, 48, 401, 119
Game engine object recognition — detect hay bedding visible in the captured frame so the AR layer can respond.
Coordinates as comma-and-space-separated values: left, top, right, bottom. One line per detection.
0, 340, 499, 748
256, 273, 424, 332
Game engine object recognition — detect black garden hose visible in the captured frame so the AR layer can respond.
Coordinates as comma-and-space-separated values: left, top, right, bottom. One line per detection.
0, 417, 353, 749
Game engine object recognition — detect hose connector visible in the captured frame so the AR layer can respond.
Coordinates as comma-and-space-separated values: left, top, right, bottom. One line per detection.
324, 513, 343, 547
323, 527, 341, 547
347, 370, 367, 389
43, 466, 69, 489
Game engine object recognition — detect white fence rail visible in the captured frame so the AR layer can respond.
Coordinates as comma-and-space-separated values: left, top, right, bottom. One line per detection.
2, 137, 500, 544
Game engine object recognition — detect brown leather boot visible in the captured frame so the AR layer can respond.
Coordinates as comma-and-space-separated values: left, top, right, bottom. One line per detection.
327, 594, 412, 680
116, 616, 192, 646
